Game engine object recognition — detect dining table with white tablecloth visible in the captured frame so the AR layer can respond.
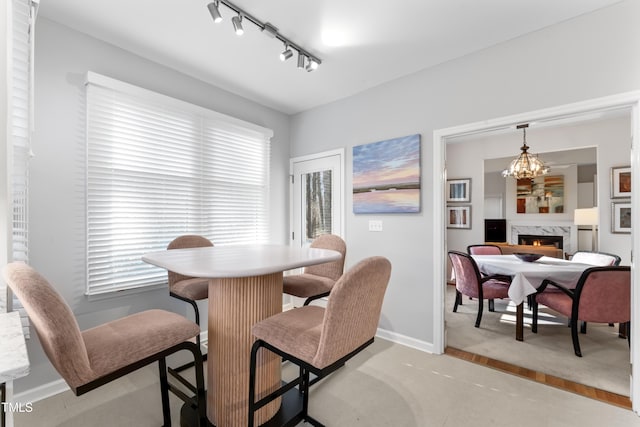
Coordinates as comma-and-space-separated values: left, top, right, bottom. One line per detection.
471, 254, 595, 341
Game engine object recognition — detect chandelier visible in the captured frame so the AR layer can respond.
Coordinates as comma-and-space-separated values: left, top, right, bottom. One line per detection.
502, 124, 550, 179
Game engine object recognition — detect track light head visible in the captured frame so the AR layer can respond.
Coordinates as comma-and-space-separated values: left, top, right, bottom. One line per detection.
279, 45, 293, 61
207, 1, 222, 23
297, 53, 306, 69
232, 14, 244, 35
306, 58, 320, 72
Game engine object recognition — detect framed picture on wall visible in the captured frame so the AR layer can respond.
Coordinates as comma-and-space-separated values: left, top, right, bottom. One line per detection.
611, 201, 631, 234
446, 178, 471, 203
446, 205, 471, 229
610, 166, 631, 199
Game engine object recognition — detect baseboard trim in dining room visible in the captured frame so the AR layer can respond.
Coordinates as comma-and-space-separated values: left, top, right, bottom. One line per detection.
445, 346, 632, 410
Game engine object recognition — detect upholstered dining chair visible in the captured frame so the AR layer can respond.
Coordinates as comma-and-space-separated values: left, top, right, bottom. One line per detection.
467, 244, 502, 255
531, 266, 631, 357
570, 251, 621, 266
248, 256, 391, 427
448, 251, 512, 328
283, 234, 346, 306
3, 262, 207, 426
167, 235, 214, 350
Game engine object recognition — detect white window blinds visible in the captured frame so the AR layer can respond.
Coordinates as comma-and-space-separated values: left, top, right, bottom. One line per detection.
85, 73, 272, 296
9, 0, 37, 336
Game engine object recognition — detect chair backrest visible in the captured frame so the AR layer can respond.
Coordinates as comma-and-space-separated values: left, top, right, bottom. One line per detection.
304, 234, 347, 281
2, 262, 94, 390
312, 256, 391, 368
467, 244, 502, 255
571, 251, 621, 266
448, 251, 482, 299
574, 266, 630, 323
167, 235, 214, 286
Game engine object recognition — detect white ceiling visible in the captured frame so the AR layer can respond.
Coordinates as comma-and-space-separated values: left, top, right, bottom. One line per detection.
38, 0, 623, 115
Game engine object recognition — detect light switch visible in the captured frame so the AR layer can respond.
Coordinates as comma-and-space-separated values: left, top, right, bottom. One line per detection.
368, 220, 383, 232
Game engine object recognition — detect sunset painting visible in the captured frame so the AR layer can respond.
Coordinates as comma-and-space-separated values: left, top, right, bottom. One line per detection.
353, 134, 421, 213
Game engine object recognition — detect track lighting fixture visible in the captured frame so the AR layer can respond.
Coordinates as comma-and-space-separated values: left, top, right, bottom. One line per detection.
297, 53, 306, 69
231, 14, 244, 35
207, 1, 222, 23
280, 45, 293, 61
205, 0, 321, 71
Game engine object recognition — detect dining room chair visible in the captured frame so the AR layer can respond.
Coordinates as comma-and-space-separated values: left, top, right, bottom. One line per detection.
570, 251, 621, 266
448, 251, 512, 328
467, 244, 503, 255
248, 256, 391, 427
531, 266, 630, 357
3, 262, 207, 426
167, 234, 214, 350
282, 234, 346, 306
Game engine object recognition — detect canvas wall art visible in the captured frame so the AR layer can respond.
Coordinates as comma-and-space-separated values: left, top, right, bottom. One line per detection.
516, 175, 564, 214
353, 134, 421, 213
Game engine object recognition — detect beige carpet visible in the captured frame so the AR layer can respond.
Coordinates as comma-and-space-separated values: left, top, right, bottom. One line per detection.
445, 285, 631, 396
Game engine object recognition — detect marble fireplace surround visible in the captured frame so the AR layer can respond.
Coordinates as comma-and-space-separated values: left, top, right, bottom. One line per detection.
510, 225, 572, 254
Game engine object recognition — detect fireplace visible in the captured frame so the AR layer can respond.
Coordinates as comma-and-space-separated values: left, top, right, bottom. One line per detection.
518, 234, 563, 250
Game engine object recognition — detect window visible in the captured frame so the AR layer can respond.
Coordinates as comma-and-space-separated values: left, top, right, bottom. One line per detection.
8, 0, 38, 336
85, 73, 272, 296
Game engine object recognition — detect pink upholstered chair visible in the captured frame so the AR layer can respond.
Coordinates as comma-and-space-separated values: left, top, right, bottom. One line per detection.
167, 235, 214, 349
3, 262, 207, 426
532, 266, 630, 357
448, 251, 511, 328
467, 244, 502, 255
570, 251, 621, 266
248, 256, 391, 427
283, 234, 346, 306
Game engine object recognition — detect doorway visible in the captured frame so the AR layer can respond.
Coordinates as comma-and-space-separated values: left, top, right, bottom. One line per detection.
432, 91, 640, 413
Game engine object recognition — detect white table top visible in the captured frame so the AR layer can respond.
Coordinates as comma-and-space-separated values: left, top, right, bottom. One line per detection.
142, 244, 341, 278
0, 311, 30, 384
472, 254, 593, 305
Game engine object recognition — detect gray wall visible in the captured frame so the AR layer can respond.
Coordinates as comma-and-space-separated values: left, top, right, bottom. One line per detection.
289, 0, 640, 345
18, 18, 291, 392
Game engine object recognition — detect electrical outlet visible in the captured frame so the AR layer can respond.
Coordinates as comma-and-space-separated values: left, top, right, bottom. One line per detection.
368, 220, 383, 232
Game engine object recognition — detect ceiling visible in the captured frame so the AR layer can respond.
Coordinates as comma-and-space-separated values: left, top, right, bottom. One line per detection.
38, 0, 623, 115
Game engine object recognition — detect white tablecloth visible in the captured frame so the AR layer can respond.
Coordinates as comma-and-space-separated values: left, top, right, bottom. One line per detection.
472, 255, 593, 305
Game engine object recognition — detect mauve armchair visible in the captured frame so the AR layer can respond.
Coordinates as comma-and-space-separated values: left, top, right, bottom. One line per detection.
532, 266, 630, 357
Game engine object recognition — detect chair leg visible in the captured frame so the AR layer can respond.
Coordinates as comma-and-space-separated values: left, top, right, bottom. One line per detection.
570, 317, 583, 357
248, 340, 261, 427
619, 323, 628, 339
488, 299, 495, 312
531, 300, 538, 333
474, 298, 484, 328
303, 292, 330, 306
580, 321, 587, 334
189, 345, 207, 427
453, 290, 461, 312
158, 358, 172, 427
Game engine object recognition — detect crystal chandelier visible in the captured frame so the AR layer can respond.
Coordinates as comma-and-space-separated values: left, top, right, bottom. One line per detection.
502, 124, 550, 179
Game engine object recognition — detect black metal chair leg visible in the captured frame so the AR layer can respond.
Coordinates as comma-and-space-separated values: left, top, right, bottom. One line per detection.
531, 300, 538, 333
158, 358, 172, 427
580, 321, 587, 334
488, 299, 495, 312
453, 290, 461, 312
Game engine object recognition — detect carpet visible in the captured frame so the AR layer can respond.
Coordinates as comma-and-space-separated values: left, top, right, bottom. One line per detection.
445, 285, 630, 396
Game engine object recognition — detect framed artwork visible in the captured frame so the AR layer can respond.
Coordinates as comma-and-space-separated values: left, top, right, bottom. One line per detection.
611, 201, 631, 234
611, 166, 631, 199
446, 178, 471, 203
516, 175, 564, 214
446, 205, 471, 229
352, 134, 421, 214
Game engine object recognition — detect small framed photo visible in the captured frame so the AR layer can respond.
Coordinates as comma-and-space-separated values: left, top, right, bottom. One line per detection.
611, 201, 631, 234
446, 178, 471, 203
611, 166, 631, 199
447, 205, 471, 229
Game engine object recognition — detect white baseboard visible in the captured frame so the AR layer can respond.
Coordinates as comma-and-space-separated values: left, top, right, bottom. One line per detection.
375, 327, 436, 354
13, 378, 69, 403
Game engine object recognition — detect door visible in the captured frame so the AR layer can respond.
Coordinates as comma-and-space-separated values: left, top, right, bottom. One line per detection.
290, 149, 344, 247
